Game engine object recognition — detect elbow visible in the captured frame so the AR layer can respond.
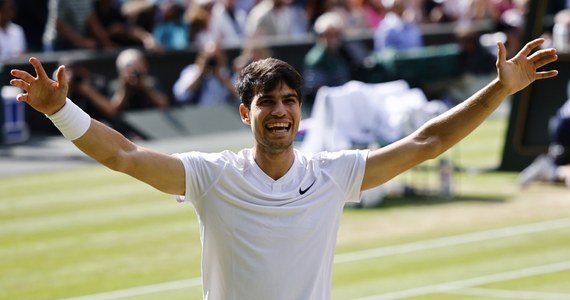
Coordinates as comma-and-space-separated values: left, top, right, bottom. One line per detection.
100, 147, 136, 174
413, 131, 445, 161
100, 153, 125, 173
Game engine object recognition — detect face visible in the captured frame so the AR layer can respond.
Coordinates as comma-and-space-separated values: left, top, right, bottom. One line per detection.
240, 82, 301, 155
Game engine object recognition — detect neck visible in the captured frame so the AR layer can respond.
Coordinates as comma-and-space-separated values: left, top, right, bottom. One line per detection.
252, 146, 295, 180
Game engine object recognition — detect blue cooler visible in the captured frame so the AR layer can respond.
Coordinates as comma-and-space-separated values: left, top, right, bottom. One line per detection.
2, 86, 29, 144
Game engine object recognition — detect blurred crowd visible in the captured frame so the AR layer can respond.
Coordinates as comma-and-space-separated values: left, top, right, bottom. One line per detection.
1, 0, 570, 138
0, 0, 567, 58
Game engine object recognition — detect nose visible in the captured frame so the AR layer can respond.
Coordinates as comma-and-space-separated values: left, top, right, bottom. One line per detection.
271, 101, 287, 117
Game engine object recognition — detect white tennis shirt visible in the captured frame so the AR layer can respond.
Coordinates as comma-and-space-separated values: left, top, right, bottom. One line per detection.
175, 148, 368, 299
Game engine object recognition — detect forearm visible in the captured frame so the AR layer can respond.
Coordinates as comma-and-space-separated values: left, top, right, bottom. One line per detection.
142, 86, 169, 108
87, 15, 114, 48
419, 78, 510, 157
56, 19, 94, 48
72, 119, 137, 171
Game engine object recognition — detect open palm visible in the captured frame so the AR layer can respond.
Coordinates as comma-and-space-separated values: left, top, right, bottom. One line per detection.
496, 38, 558, 95
10, 57, 69, 116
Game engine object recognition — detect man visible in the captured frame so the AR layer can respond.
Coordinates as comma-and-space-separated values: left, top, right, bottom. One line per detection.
0, 0, 26, 58
9, 38, 558, 299
303, 12, 351, 104
518, 83, 570, 188
172, 41, 239, 107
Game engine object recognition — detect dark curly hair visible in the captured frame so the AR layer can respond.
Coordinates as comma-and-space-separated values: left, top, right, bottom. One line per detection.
236, 58, 303, 109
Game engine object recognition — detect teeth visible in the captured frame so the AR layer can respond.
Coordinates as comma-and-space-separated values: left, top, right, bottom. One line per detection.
267, 123, 289, 128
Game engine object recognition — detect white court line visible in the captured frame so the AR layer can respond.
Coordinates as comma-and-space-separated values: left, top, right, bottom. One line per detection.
61, 278, 203, 300
445, 287, 570, 300
334, 218, 570, 264
62, 218, 570, 300
357, 260, 570, 300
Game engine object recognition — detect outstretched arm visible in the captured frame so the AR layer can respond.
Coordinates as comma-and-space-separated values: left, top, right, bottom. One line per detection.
10, 58, 185, 196
362, 38, 559, 191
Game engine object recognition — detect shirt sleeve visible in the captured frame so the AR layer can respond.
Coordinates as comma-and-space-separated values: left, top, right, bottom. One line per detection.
317, 149, 369, 203
173, 151, 227, 204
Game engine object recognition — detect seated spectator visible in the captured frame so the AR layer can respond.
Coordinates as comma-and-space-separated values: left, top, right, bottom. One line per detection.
303, 12, 351, 105
328, 0, 370, 36
109, 48, 170, 112
0, 0, 26, 59
93, 0, 161, 51
173, 41, 239, 107
519, 81, 570, 188
12, 0, 45, 53
152, 0, 189, 50
373, 0, 423, 52
185, 0, 217, 44
43, 0, 113, 51
454, 25, 495, 76
210, 0, 248, 46
245, 0, 308, 38
232, 39, 273, 78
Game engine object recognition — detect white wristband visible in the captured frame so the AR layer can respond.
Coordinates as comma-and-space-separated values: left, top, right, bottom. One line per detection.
46, 98, 91, 140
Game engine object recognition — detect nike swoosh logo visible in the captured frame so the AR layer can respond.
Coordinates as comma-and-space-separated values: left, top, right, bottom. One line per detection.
299, 179, 316, 195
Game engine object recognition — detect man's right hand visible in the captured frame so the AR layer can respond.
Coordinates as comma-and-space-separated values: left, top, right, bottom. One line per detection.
10, 57, 69, 116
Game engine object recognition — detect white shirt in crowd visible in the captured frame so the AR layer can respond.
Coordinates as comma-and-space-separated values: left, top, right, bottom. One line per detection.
0, 22, 26, 59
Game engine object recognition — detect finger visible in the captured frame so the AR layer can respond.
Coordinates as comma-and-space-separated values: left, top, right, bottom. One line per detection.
10, 69, 35, 82
29, 57, 49, 79
517, 38, 544, 57
16, 93, 29, 102
528, 48, 557, 61
535, 70, 559, 80
533, 54, 558, 69
9, 78, 30, 91
496, 41, 507, 68
55, 65, 68, 91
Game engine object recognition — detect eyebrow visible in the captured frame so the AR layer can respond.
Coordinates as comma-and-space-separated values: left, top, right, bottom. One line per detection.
258, 93, 299, 101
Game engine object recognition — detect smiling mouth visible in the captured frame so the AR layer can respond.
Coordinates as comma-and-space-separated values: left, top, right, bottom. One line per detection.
266, 122, 292, 133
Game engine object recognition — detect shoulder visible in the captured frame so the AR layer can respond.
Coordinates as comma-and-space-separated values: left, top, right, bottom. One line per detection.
297, 149, 368, 167
175, 149, 249, 169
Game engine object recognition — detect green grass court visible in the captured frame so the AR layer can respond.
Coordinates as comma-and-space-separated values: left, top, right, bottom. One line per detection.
1, 116, 570, 300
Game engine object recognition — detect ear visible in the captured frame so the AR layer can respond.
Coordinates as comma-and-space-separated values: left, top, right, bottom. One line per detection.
239, 103, 250, 125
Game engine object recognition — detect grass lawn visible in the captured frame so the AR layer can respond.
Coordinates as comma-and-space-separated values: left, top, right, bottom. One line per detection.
1, 115, 570, 300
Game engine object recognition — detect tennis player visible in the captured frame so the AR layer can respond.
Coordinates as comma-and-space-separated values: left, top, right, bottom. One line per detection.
10, 38, 558, 299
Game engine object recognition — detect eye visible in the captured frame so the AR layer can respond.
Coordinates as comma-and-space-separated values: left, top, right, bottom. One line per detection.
284, 97, 298, 105
258, 99, 273, 106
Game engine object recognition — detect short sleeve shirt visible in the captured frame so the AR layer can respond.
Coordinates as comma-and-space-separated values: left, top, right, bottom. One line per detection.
175, 148, 368, 300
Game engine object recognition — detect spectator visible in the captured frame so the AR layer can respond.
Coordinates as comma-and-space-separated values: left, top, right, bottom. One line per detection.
455, 25, 495, 76
0, 0, 26, 59
552, 9, 570, 52
235, 0, 257, 12
109, 48, 170, 112
324, 0, 369, 36
245, 0, 308, 38
12, 0, 47, 52
43, 0, 114, 51
93, 0, 161, 51
232, 39, 273, 77
303, 12, 352, 104
173, 41, 239, 107
210, 0, 248, 46
120, 0, 158, 38
518, 81, 570, 188
58, 57, 128, 133
373, 0, 422, 52
185, 0, 217, 44
361, 0, 386, 29
153, 0, 189, 50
